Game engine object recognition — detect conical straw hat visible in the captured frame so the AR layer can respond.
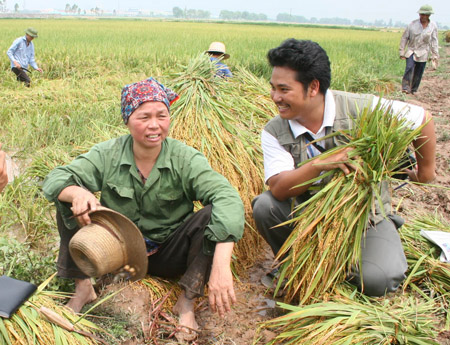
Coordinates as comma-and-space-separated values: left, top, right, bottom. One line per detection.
69, 206, 147, 281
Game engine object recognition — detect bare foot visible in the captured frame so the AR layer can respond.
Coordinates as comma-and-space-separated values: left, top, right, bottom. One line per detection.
66, 278, 97, 313
173, 290, 198, 341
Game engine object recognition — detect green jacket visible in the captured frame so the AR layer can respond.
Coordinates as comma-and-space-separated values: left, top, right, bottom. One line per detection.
43, 135, 244, 255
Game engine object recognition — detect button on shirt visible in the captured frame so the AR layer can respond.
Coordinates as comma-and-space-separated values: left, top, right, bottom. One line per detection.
399, 19, 439, 62
42, 135, 244, 255
7, 36, 39, 70
262, 90, 425, 183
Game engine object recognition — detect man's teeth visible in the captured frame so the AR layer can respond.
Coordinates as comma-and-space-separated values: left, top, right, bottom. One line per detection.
147, 135, 159, 138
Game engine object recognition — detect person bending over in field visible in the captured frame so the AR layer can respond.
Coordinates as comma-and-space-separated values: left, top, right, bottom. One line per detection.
43, 77, 244, 338
6, 27, 43, 87
252, 39, 436, 297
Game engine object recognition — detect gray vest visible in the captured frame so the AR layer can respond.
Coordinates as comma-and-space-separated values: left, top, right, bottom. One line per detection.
265, 90, 390, 223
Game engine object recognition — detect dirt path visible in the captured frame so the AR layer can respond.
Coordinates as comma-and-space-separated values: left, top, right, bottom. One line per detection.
394, 44, 450, 221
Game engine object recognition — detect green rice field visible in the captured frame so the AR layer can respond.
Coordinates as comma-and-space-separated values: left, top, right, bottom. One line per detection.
1, 18, 447, 345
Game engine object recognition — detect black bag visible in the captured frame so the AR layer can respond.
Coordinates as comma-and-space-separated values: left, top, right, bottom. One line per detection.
393, 149, 417, 180
0, 276, 37, 318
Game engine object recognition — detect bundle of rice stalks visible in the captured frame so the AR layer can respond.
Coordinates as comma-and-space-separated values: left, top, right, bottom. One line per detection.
167, 54, 276, 270
0, 275, 103, 345
276, 102, 424, 304
258, 286, 440, 345
401, 213, 450, 296
231, 66, 277, 134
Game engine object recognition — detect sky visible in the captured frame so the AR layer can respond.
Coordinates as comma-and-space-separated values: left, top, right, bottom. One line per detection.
9, 0, 450, 26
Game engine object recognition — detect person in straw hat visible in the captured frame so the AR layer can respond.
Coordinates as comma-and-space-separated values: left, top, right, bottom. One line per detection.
252, 38, 436, 296
399, 4, 439, 95
7, 27, 43, 87
206, 41, 233, 78
43, 77, 244, 335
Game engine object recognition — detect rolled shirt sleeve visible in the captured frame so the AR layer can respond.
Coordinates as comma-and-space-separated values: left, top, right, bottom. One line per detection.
180, 150, 244, 246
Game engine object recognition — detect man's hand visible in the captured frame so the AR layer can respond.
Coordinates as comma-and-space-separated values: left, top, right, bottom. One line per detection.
208, 242, 236, 318
0, 144, 8, 193
400, 56, 406, 60
431, 58, 438, 70
312, 146, 356, 175
37, 68, 43, 73
13, 61, 21, 69
58, 185, 100, 226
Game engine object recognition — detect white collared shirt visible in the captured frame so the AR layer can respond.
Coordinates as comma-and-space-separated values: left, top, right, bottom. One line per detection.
262, 90, 425, 183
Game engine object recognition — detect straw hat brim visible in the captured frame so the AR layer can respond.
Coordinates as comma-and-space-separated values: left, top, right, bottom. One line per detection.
70, 206, 148, 281
207, 51, 230, 59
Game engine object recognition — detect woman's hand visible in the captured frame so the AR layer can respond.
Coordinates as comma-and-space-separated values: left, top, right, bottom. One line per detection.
58, 186, 100, 226
208, 242, 236, 318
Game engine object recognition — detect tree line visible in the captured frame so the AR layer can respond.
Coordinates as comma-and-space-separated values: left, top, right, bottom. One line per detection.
172, 7, 267, 21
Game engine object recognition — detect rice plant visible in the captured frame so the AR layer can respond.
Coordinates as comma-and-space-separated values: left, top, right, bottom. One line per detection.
276, 101, 425, 304
401, 213, 450, 296
0, 275, 104, 345
168, 54, 271, 270
258, 286, 441, 345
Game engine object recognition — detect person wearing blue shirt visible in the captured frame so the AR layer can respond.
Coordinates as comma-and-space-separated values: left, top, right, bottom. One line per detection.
6, 27, 43, 87
206, 42, 233, 78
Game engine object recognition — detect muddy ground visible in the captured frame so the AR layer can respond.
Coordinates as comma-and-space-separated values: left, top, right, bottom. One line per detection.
94, 44, 450, 345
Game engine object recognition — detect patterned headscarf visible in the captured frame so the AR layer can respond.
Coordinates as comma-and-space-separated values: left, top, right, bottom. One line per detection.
121, 77, 179, 124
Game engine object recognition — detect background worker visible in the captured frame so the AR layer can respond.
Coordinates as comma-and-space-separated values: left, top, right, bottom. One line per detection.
206, 41, 233, 78
252, 39, 436, 297
7, 27, 43, 87
399, 4, 439, 94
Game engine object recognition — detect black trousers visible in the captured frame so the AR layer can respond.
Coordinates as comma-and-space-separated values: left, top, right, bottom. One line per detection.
401, 55, 426, 93
56, 205, 214, 298
11, 67, 31, 87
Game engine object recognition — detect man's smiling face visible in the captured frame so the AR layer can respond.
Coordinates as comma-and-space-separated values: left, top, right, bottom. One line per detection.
270, 66, 310, 121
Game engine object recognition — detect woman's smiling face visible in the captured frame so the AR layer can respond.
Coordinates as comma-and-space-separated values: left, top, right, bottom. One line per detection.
126, 101, 170, 150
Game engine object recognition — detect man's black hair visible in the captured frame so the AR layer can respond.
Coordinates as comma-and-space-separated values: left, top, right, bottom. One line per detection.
267, 39, 331, 94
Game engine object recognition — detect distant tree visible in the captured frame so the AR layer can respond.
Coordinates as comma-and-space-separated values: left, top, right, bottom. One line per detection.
197, 10, 210, 19
77, 8, 81, 15
113, 9, 116, 16
14, 3, 19, 12
220, 10, 266, 21
353, 19, 366, 26
277, 13, 307, 23
219, 10, 232, 20
71, 4, 78, 13
173, 6, 184, 18
65, 3, 71, 13
0, 0, 5, 13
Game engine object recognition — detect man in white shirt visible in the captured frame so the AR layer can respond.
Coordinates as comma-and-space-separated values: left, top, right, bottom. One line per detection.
252, 39, 436, 296
399, 4, 439, 94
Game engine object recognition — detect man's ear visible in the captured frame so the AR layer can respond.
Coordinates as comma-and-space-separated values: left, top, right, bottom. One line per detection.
308, 80, 320, 97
